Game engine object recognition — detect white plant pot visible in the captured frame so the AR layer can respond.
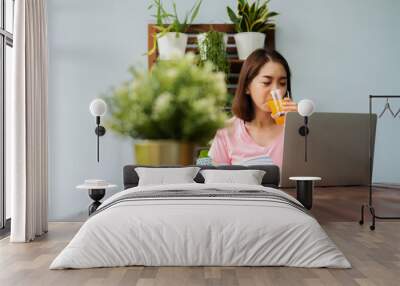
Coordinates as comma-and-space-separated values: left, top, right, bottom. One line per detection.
234, 32, 266, 60
157, 32, 188, 60
197, 33, 228, 61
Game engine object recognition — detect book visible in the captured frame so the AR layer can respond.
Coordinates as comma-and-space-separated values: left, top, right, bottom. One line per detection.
240, 155, 274, 166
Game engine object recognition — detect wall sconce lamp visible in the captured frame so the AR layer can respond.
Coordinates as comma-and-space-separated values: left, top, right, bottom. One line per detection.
298, 99, 315, 162
89, 99, 107, 162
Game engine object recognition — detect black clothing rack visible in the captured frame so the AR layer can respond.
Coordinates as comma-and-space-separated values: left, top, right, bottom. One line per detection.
359, 95, 400, 230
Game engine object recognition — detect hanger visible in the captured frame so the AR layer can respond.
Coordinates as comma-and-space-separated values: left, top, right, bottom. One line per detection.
379, 98, 395, 118
394, 107, 400, 118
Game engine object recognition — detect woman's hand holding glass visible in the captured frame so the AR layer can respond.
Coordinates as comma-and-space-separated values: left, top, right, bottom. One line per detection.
269, 95, 298, 124
281, 97, 298, 112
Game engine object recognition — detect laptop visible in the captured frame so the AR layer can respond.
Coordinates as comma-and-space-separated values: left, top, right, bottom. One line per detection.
280, 112, 377, 187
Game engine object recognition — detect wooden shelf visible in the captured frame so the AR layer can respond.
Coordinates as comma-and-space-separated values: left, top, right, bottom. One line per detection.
148, 23, 275, 97
228, 59, 245, 64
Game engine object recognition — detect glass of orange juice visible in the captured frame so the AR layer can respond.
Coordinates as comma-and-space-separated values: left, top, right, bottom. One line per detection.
266, 89, 285, 125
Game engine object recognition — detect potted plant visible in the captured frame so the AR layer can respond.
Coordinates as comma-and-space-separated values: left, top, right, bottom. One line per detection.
148, 0, 202, 60
227, 0, 279, 60
197, 30, 229, 75
105, 53, 228, 165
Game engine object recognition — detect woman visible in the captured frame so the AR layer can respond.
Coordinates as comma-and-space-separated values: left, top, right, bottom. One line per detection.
208, 49, 298, 169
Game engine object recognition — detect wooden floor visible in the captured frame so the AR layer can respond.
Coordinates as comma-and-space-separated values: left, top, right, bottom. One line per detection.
1, 186, 400, 286
283, 185, 400, 223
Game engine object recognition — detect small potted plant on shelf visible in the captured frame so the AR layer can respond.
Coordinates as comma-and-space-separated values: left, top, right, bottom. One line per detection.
227, 0, 278, 60
197, 30, 229, 74
148, 0, 202, 60
105, 53, 228, 165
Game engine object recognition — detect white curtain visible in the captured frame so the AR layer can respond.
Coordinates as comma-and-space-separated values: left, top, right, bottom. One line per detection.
9, 0, 48, 242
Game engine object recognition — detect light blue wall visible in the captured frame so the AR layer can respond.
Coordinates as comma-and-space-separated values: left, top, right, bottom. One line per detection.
47, 0, 400, 220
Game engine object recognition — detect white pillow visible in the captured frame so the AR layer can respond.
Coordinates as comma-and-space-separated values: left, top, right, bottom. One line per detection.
200, 169, 266, 185
135, 167, 201, 186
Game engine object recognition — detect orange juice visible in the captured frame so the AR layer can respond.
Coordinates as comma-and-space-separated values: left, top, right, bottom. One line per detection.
267, 99, 285, 125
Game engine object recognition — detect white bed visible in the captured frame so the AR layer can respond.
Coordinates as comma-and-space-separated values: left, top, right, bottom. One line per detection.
50, 183, 351, 269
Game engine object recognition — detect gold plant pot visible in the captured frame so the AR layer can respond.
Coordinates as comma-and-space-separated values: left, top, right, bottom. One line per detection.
134, 140, 195, 166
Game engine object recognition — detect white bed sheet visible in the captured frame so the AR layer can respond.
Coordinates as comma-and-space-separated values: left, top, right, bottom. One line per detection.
50, 183, 351, 269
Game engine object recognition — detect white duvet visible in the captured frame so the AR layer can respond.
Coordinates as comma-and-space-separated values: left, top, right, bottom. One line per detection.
50, 183, 351, 269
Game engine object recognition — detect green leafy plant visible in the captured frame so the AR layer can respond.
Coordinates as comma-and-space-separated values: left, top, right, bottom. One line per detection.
147, 0, 202, 55
197, 31, 229, 75
105, 53, 228, 144
227, 0, 278, 33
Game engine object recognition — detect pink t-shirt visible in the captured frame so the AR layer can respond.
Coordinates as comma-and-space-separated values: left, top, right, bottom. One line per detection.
208, 117, 284, 168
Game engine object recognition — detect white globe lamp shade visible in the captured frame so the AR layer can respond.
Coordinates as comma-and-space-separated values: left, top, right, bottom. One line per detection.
298, 99, 315, 117
89, 99, 107, 117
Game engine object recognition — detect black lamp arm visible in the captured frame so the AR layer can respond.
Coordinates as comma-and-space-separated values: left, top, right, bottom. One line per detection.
305, 116, 308, 162
94, 116, 106, 162
298, 116, 310, 162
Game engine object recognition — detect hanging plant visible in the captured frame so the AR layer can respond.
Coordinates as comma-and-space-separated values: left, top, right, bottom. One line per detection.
197, 31, 229, 75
